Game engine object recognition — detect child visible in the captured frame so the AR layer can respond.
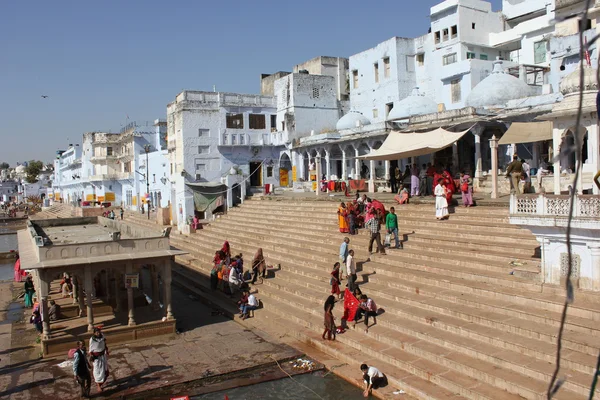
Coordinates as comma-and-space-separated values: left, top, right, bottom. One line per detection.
331, 262, 341, 300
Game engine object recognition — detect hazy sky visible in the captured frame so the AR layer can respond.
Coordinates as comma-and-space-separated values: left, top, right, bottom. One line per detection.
0, 0, 502, 165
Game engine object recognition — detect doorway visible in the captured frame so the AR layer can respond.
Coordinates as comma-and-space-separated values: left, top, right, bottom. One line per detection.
249, 162, 262, 187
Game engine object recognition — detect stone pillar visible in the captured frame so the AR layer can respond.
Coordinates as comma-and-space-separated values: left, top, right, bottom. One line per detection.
126, 263, 136, 326
587, 123, 600, 194
384, 160, 390, 181
163, 259, 174, 320
474, 134, 482, 179
84, 265, 94, 332
324, 148, 331, 181
72, 274, 79, 305
151, 265, 160, 311
76, 275, 85, 317
39, 271, 50, 340
452, 141, 459, 171
354, 148, 360, 180
307, 153, 312, 180
489, 135, 499, 199
341, 148, 347, 180
298, 153, 305, 182
369, 159, 375, 193
114, 271, 121, 312
553, 127, 562, 195
588, 243, 600, 291
240, 176, 246, 204
315, 155, 321, 196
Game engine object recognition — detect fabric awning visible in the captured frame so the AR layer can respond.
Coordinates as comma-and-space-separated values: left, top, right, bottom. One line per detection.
498, 121, 553, 145
359, 127, 471, 161
186, 183, 227, 212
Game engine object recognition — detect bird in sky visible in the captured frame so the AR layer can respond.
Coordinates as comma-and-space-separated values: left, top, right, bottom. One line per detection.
41, 95, 49, 98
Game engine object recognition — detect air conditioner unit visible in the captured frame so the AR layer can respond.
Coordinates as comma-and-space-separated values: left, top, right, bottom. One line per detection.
195, 173, 201, 181
34, 236, 44, 247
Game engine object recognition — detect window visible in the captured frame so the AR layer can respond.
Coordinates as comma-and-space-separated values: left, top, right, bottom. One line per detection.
534, 40, 547, 64
451, 79, 461, 103
312, 87, 320, 98
442, 28, 449, 41
373, 108, 379, 119
417, 54, 425, 66
153, 174, 156, 183
107, 147, 113, 156
352, 70, 359, 88
270, 115, 277, 132
231, 134, 237, 145
479, 54, 488, 60
198, 128, 209, 137
249, 114, 266, 129
443, 53, 457, 65
383, 58, 390, 78
226, 113, 244, 129
385, 102, 394, 117
198, 145, 209, 154
222, 133, 228, 145
434, 31, 441, 44
406, 55, 415, 72
195, 163, 205, 172
239, 134, 245, 145
267, 166, 273, 177
281, 121, 285, 131
374, 63, 379, 83
451, 25, 458, 39
467, 52, 476, 59
472, 23, 476, 29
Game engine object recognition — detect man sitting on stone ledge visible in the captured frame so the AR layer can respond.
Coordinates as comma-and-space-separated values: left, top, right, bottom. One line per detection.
48, 300, 61, 321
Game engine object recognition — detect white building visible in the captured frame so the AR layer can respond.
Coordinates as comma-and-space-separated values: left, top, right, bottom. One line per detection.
52, 120, 168, 210
167, 91, 282, 228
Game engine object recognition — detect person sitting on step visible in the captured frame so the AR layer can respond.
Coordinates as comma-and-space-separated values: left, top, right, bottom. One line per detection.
354, 294, 378, 333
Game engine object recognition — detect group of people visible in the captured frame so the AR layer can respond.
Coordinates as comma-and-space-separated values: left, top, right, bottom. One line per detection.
72, 327, 110, 398
101, 208, 124, 220
211, 241, 265, 319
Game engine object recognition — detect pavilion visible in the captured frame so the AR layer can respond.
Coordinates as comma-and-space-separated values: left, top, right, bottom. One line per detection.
18, 215, 186, 356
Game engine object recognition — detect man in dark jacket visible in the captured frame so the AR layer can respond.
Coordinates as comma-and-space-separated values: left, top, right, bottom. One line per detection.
506, 154, 523, 195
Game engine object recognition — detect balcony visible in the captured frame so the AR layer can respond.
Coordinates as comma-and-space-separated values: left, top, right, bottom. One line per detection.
510, 194, 600, 220
88, 172, 133, 181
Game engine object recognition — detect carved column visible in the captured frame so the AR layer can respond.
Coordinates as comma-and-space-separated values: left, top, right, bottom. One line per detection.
84, 265, 94, 332
341, 147, 347, 180
553, 126, 562, 195
126, 263, 136, 326
38, 271, 50, 340
324, 148, 331, 181
163, 259, 174, 320
315, 155, 321, 197
151, 265, 160, 311
354, 148, 360, 180
588, 243, 600, 292
76, 275, 85, 317
489, 135, 499, 199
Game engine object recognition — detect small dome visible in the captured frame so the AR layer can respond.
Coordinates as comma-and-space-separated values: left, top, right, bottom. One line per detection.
336, 111, 371, 131
387, 87, 438, 121
559, 65, 598, 96
465, 60, 534, 108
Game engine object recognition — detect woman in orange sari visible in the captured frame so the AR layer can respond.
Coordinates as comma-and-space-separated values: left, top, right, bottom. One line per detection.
337, 202, 349, 233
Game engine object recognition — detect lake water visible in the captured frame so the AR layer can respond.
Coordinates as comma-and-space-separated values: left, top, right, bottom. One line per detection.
0, 231, 18, 281
192, 371, 365, 400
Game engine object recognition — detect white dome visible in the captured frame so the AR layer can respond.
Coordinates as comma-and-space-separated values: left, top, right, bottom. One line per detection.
465, 60, 534, 108
336, 111, 371, 131
387, 87, 438, 121
15, 165, 25, 174
559, 65, 598, 95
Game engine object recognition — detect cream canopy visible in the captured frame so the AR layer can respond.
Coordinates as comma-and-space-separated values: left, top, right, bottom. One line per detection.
498, 121, 553, 145
359, 127, 471, 161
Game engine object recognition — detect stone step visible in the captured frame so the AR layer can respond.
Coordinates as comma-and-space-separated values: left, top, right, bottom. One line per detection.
170, 265, 458, 400
253, 280, 583, 399
265, 268, 599, 373
169, 226, 540, 293
202, 221, 540, 276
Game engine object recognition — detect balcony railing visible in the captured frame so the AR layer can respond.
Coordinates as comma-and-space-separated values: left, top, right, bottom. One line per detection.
89, 172, 133, 181
509, 194, 600, 218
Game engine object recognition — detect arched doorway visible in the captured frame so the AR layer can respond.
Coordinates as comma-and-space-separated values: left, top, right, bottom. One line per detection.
279, 153, 292, 187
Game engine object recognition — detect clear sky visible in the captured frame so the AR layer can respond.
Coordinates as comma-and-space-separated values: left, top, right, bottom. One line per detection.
0, 0, 502, 165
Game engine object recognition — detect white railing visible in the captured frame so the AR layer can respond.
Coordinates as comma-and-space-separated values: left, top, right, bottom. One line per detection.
509, 194, 600, 218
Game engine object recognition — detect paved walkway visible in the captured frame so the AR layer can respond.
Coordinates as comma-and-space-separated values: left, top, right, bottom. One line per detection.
0, 283, 301, 400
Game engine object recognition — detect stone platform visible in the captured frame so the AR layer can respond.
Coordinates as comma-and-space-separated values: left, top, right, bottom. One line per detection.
122, 196, 600, 399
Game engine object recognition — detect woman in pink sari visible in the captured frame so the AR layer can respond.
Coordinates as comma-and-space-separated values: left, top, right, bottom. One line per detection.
394, 184, 409, 205
13, 254, 26, 282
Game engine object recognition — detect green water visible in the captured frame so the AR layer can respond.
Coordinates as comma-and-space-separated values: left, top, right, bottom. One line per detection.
192, 371, 366, 400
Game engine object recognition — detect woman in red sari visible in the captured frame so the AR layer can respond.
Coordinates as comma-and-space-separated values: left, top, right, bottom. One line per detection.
221, 241, 231, 265
442, 170, 455, 204
331, 262, 341, 300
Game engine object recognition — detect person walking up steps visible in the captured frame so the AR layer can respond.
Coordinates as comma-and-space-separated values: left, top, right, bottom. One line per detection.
385, 207, 401, 249
366, 214, 386, 255
339, 237, 349, 281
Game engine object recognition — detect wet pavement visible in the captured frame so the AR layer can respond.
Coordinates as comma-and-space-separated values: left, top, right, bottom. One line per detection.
0, 284, 301, 400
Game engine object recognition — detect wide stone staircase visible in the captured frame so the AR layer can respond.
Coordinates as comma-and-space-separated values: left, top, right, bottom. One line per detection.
32, 204, 74, 219
123, 198, 600, 400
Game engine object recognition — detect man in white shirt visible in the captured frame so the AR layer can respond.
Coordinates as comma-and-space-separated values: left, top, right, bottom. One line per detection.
346, 249, 357, 292
241, 292, 259, 320
360, 363, 388, 396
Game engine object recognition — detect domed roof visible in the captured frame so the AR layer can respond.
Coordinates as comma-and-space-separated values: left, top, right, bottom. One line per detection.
387, 87, 438, 121
336, 111, 371, 131
465, 60, 535, 108
559, 65, 598, 96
